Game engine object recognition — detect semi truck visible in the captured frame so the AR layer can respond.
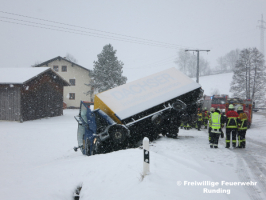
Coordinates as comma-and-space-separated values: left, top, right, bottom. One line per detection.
74, 68, 203, 156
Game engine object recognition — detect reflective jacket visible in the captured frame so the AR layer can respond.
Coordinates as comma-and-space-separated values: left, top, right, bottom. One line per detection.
238, 112, 248, 130
226, 110, 239, 128
211, 112, 221, 133
197, 112, 202, 121
208, 112, 214, 126
204, 111, 209, 119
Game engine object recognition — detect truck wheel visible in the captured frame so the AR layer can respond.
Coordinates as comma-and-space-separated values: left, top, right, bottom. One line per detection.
108, 125, 128, 144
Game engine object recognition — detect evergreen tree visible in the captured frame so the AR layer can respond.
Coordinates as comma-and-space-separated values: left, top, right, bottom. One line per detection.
230, 48, 266, 105
89, 44, 127, 93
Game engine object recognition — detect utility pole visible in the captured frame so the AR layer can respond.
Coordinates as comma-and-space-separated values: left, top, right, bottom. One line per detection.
258, 14, 266, 56
185, 49, 210, 83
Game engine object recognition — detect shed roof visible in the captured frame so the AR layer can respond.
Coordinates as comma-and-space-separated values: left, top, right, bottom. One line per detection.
0, 67, 70, 85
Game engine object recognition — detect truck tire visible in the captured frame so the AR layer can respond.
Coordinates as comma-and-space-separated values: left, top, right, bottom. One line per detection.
108, 125, 128, 144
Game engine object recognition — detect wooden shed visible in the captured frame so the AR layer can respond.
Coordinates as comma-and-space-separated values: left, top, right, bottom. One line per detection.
0, 67, 70, 122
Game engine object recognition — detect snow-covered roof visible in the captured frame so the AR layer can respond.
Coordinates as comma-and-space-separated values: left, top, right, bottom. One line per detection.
35, 56, 91, 72
0, 67, 69, 85
96, 67, 201, 120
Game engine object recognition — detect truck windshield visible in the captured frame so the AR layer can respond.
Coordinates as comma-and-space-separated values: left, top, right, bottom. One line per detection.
212, 98, 226, 104
80, 104, 88, 123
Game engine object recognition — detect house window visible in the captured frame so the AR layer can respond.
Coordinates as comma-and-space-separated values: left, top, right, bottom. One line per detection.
69, 93, 75, 100
53, 66, 59, 72
69, 79, 76, 86
62, 66, 67, 72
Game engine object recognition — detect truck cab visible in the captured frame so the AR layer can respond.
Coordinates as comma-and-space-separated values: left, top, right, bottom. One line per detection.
74, 101, 130, 155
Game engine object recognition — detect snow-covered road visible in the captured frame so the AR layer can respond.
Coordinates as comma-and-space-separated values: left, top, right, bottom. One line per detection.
0, 110, 265, 200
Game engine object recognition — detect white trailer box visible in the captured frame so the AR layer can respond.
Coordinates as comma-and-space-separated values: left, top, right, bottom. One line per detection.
94, 67, 201, 123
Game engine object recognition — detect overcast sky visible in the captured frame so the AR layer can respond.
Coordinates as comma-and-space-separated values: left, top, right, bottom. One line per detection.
1, 0, 265, 82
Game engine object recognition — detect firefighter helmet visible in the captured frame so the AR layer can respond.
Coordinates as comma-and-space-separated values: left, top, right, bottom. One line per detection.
210, 107, 215, 112
229, 104, 234, 109
237, 106, 243, 111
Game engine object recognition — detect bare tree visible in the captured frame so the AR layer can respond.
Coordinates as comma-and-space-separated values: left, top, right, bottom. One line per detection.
175, 49, 190, 73
216, 56, 227, 71
211, 88, 220, 95
31, 61, 41, 67
216, 49, 240, 72
225, 49, 240, 71
230, 47, 266, 105
175, 49, 211, 77
65, 53, 78, 63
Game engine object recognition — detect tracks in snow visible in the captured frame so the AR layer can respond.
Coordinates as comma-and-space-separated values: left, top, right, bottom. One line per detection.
204, 128, 266, 199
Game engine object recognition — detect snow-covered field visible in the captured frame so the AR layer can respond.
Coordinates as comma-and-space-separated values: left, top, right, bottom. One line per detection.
1, 109, 266, 200
194, 72, 234, 96
1, 72, 266, 200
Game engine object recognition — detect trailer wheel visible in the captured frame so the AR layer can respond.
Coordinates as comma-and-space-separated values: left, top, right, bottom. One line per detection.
108, 125, 128, 144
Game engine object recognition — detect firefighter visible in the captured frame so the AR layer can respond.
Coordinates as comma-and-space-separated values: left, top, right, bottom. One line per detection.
186, 121, 191, 130
208, 107, 215, 142
220, 111, 226, 139
237, 106, 248, 148
203, 107, 208, 129
225, 104, 239, 148
180, 122, 184, 129
209, 108, 222, 148
197, 109, 203, 131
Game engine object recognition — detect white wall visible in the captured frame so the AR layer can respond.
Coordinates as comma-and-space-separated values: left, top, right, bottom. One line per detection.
39, 59, 93, 107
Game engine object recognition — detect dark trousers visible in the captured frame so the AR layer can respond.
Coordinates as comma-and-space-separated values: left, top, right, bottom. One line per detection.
226, 128, 237, 147
238, 130, 246, 148
208, 127, 212, 142
210, 132, 220, 148
197, 121, 201, 130
204, 119, 208, 128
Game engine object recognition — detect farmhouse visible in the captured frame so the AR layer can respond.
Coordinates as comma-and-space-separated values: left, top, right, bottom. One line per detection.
35, 56, 94, 108
0, 67, 69, 122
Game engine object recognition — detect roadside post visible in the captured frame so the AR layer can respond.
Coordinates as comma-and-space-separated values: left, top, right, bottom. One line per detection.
143, 137, 150, 175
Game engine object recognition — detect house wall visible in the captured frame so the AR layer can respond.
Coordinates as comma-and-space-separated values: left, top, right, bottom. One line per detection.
0, 85, 21, 121
39, 59, 93, 108
21, 72, 64, 121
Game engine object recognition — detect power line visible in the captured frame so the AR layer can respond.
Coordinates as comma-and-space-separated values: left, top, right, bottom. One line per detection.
0, 10, 188, 49
0, 19, 182, 49
0, 16, 181, 48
